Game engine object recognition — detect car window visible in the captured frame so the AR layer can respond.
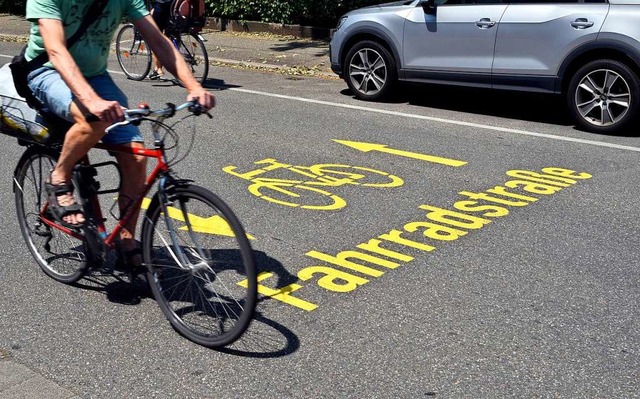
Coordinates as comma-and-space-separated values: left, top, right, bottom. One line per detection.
507, 0, 607, 3
439, 0, 607, 3
437, 0, 504, 5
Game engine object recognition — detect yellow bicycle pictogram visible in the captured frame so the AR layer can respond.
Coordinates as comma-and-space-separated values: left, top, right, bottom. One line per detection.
223, 158, 404, 210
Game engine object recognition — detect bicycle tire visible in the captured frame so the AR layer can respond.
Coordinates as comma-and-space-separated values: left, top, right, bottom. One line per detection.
177, 32, 209, 85
141, 183, 257, 347
115, 23, 152, 81
14, 148, 89, 283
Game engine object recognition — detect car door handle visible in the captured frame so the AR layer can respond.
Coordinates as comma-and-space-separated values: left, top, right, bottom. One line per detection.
476, 18, 496, 29
571, 18, 594, 29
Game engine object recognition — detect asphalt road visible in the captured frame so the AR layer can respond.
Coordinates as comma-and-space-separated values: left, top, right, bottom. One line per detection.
0, 41, 639, 398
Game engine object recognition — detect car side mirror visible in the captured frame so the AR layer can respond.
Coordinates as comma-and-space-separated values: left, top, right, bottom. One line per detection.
419, 0, 437, 15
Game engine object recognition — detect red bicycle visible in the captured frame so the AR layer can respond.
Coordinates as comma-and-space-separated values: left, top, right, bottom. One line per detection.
13, 100, 257, 348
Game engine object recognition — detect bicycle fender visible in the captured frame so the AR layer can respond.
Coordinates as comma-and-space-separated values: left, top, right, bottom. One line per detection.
144, 178, 194, 214
13, 147, 60, 193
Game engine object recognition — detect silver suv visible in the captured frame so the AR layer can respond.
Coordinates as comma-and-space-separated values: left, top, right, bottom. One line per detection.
330, 0, 640, 134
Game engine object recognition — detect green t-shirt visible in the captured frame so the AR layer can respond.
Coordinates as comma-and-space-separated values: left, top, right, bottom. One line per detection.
25, 0, 149, 77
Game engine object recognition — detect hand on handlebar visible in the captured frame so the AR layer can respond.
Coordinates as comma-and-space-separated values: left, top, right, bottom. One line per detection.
85, 98, 124, 124
105, 100, 213, 133
187, 87, 215, 111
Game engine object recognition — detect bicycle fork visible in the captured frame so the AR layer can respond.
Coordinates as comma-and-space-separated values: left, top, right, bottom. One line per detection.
156, 176, 209, 273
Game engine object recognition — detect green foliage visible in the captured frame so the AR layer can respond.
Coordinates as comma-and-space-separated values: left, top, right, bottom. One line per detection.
205, 0, 391, 27
0, 0, 26, 15
1, 0, 389, 26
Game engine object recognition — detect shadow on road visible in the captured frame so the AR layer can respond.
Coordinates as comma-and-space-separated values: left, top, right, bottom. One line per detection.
340, 83, 640, 138
149, 77, 242, 91
341, 84, 572, 127
214, 251, 301, 358
216, 311, 300, 358
72, 249, 302, 358
269, 41, 330, 58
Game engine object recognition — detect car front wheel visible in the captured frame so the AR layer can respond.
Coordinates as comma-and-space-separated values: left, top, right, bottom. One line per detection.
567, 59, 640, 134
344, 40, 397, 101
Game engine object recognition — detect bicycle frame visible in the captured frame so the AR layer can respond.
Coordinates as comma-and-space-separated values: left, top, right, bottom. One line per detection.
39, 142, 167, 250
15, 100, 258, 348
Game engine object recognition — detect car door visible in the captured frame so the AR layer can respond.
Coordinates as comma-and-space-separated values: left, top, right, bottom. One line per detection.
403, 0, 508, 76
492, 0, 609, 84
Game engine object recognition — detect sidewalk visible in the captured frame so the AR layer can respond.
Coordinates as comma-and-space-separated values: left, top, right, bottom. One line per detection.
0, 354, 81, 399
0, 13, 336, 78
0, 12, 334, 399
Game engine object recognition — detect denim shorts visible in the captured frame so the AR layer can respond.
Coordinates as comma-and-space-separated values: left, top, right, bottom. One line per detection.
27, 67, 143, 144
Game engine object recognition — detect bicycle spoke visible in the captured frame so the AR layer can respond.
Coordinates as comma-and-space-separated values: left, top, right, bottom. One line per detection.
142, 184, 256, 347
15, 150, 88, 283
116, 24, 151, 80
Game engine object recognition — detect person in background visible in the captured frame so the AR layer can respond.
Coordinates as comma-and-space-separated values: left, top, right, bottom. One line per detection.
149, 0, 173, 79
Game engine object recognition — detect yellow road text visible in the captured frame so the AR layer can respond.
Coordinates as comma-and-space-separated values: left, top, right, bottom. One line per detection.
245, 167, 592, 311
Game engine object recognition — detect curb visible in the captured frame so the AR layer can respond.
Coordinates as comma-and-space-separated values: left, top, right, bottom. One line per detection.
0, 357, 81, 399
0, 33, 338, 79
205, 18, 332, 40
207, 57, 338, 79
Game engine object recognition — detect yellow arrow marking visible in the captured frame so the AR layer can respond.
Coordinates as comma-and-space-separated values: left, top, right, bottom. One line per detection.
333, 139, 467, 167
140, 198, 254, 239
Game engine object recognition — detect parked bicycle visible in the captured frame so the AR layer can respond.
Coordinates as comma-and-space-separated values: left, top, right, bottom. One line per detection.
12, 100, 256, 348
223, 158, 404, 210
115, 22, 209, 84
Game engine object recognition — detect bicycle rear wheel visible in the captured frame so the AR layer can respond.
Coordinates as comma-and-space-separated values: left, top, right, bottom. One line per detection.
141, 183, 257, 347
116, 23, 152, 81
14, 149, 89, 283
177, 32, 209, 85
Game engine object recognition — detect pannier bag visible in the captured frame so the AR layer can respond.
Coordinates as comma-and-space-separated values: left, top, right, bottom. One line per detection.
0, 63, 50, 143
171, 0, 206, 32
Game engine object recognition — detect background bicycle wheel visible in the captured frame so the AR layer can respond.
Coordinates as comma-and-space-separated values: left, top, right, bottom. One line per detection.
176, 32, 209, 85
115, 24, 152, 81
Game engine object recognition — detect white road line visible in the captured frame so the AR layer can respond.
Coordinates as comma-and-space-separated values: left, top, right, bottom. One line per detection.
2, 52, 638, 153
228, 88, 640, 153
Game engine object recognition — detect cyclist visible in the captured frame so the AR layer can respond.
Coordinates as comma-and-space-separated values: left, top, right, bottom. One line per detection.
24, 0, 215, 267
149, 0, 173, 79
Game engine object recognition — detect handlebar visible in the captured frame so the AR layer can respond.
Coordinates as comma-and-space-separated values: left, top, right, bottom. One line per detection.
104, 100, 211, 133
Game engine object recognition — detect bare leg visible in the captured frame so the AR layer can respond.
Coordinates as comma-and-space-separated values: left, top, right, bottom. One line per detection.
149, 8, 164, 77
152, 52, 164, 77
113, 142, 148, 263
50, 102, 110, 226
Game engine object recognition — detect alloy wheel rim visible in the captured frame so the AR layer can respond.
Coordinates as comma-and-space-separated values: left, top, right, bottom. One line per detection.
349, 48, 387, 96
575, 68, 631, 127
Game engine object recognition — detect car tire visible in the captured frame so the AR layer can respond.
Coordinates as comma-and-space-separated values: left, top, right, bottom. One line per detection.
567, 59, 640, 134
344, 40, 397, 101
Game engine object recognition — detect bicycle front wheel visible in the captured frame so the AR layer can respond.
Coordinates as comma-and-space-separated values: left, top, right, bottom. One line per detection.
115, 23, 152, 81
14, 149, 89, 283
177, 33, 209, 85
141, 183, 257, 347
